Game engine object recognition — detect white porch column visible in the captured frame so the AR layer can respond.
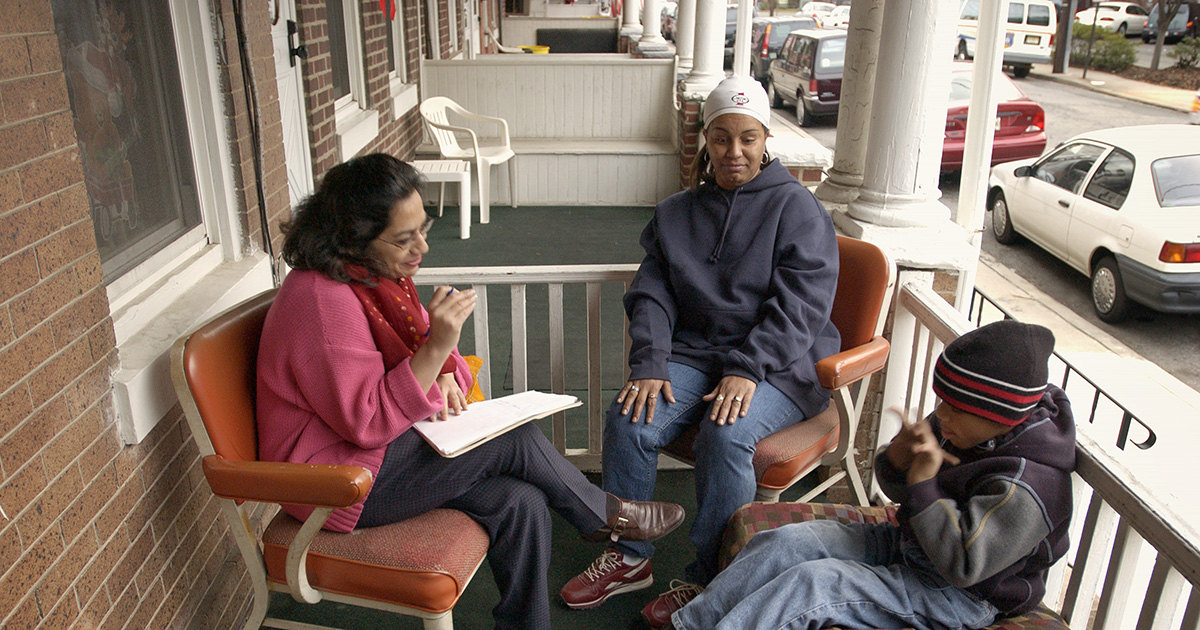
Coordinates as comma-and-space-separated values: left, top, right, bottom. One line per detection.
621, 0, 643, 37
682, 0, 726, 95
846, 0, 959, 228
731, 0, 754, 76
815, 0, 884, 204
676, 0, 697, 73
638, 0, 670, 53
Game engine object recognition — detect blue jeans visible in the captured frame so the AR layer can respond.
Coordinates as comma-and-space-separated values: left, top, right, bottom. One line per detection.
602, 362, 807, 585
672, 520, 1000, 630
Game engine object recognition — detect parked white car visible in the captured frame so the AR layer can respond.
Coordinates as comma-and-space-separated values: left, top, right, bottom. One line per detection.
1074, 1, 1149, 36
800, 1, 837, 26
826, 5, 851, 28
987, 125, 1200, 323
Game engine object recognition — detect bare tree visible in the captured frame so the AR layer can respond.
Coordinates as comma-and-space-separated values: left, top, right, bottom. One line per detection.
1149, 0, 1187, 70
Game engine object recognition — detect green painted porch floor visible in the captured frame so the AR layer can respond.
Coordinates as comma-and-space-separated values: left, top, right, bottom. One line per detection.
265, 205, 823, 629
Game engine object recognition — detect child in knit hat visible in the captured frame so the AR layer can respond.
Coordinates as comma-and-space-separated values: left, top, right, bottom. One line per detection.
672, 320, 1077, 630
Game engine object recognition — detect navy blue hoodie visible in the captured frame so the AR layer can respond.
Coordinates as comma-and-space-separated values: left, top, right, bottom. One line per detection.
624, 159, 840, 416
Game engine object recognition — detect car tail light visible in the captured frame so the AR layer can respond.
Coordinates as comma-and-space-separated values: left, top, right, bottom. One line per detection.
1159, 242, 1200, 263
1027, 108, 1045, 132
809, 77, 818, 94
761, 25, 772, 58
1049, 33, 1054, 47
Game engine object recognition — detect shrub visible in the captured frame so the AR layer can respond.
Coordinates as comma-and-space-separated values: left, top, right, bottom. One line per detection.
1070, 22, 1137, 72
1170, 37, 1200, 69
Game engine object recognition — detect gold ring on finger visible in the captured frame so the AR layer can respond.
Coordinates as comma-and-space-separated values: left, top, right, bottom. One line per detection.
716, 395, 725, 402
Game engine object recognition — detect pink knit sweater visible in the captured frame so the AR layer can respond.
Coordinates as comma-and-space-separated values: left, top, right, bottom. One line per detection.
256, 270, 472, 532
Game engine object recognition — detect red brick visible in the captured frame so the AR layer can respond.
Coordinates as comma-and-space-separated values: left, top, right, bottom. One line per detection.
78, 425, 121, 484
43, 111, 78, 152
43, 409, 100, 476
0, 322, 54, 394
50, 285, 106, 346
0, 36, 31, 82
17, 466, 81, 545
37, 514, 96, 616
27, 34, 62, 74
0, 394, 68, 473
0, 0, 55, 37
94, 474, 142, 543
109, 524, 154, 598
76, 590, 112, 630
101, 581, 139, 630
0, 528, 64, 620
10, 264, 78, 336
57, 184, 90, 224
77, 527, 124, 602
0, 199, 58, 258
0, 169, 22, 212
3, 594, 42, 630
65, 356, 111, 418
39, 595, 80, 630
0, 248, 39, 302
19, 149, 83, 202
2, 73, 71, 122
28, 337, 92, 407
73, 252, 104, 294
0, 381, 33, 437
62, 462, 114, 541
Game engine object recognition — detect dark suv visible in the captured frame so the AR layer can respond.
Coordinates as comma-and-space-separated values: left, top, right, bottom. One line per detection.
748, 16, 819, 84
767, 29, 846, 126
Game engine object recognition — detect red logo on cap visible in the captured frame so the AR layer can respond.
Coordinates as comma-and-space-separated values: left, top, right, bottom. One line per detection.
732, 92, 749, 105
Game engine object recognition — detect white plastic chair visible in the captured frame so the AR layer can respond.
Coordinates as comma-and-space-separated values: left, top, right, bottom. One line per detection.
487, 28, 529, 54
419, 97, 518, 225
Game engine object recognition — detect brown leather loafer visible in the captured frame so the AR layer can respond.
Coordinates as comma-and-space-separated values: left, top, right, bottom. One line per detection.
584, 494, 685, 543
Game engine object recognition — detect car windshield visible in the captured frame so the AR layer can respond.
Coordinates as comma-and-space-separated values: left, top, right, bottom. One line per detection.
1151, 154, 1200, 207
948, 72, 1023, 102
817, 38, 846, 72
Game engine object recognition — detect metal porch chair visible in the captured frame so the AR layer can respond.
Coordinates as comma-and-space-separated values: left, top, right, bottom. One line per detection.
662, 235, 896, 505
171, 289, 489, 630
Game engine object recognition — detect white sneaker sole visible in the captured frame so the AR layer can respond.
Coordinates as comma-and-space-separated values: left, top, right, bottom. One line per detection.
561, 575, 654, 609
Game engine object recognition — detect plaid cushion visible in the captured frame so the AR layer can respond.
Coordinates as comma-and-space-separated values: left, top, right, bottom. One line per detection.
720, 502, 898, 569
718, 502, 1069, 630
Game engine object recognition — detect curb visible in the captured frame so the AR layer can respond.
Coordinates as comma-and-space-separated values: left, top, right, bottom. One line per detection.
1027, 69, 1194, 113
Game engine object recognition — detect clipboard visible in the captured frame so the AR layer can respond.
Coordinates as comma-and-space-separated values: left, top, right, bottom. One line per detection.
411, 390, 581, 457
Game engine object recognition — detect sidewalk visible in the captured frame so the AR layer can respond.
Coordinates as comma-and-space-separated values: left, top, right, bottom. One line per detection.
1027, 62, 1196, 112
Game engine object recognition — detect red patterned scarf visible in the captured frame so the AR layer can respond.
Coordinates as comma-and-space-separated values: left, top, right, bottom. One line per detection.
345, 264, 455, 374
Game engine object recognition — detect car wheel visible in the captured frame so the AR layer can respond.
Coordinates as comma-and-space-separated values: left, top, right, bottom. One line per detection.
768, 80, 783, 108
1011, 64, 1031, 78
797, 101, 813, 127
1116, 23, 1127, 36
955, 40, 969, 61
990, 192, 1018, 244
1091, 256, 1131, 324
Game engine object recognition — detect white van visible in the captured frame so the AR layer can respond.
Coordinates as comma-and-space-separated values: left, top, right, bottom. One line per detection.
956, 0, 1057, 78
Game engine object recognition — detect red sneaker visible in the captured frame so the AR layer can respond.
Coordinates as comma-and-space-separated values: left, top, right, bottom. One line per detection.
560, 548, 653, 609
641, 580, 704, 629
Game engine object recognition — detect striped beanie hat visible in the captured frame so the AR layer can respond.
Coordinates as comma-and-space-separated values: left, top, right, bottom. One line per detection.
933, 320, 1055, 426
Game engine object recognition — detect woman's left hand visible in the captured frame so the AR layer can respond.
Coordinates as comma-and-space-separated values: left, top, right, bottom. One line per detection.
433, 373, 469, 421
701, 376, 757, 425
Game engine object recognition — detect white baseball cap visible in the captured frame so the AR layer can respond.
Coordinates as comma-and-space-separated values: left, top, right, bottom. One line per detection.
703, 75, 771, 130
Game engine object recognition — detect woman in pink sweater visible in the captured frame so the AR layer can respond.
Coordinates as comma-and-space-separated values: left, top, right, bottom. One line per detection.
255, 154, 683, 630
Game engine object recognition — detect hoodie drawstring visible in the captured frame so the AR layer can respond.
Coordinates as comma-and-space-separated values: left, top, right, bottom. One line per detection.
709, 187, 740, 263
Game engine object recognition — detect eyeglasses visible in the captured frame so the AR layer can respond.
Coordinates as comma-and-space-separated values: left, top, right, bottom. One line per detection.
375, 217, 435, 251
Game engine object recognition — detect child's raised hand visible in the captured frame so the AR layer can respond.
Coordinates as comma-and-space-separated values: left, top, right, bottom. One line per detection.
905, 416, 962, 485
885, 407, 921, 472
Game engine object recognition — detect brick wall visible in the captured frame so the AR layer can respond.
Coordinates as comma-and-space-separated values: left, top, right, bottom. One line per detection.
0, 1, 257, 628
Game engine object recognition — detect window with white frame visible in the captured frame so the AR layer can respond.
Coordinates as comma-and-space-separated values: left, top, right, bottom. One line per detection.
448, 0, 459, 51
326, 0, 379, 159
384, 0, 420, 117
52, 0, 273, 444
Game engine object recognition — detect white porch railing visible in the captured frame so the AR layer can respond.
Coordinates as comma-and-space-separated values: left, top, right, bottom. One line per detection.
416, 265, 1200, 628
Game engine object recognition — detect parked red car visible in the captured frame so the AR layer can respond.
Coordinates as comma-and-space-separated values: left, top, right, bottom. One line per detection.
942, 63, 1046, 172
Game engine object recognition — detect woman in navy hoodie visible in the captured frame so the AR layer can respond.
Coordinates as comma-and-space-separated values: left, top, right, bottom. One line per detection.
560, 75, 841, 628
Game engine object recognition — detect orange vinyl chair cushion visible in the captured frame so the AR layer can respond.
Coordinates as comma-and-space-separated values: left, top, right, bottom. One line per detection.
262, 508, 489, 614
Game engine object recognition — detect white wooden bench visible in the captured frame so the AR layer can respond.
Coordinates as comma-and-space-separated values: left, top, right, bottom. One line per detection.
412, 159, 474, 239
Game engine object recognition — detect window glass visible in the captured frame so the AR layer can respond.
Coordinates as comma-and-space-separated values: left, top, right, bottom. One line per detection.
385, 0, 408, 82
1033, 143, 1106, 194
53, 0, 202, 281
1028, 3, 1052, 26
1152, 154, 1200, 208
1083, 150, 1134, 209
327, 0, 350, 100
816, 37, 845, 72
948, 72, 1022, 102
1008, 2, 1025, 23
961, 0, 981, 20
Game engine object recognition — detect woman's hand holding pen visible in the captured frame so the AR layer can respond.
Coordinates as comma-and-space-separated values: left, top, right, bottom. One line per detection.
425, 286, 476, 355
